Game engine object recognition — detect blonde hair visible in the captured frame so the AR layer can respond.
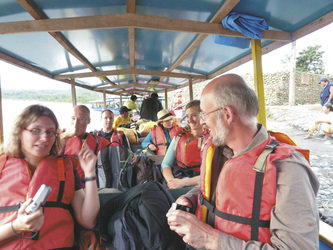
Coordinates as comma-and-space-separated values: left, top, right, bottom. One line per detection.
4, 104, 60, 158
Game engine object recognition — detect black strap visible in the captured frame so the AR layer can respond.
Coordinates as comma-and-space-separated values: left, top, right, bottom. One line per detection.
0, 201, 71, 214
57, 181, 65, 203
251, 171, 265, 240
0, 203, 22, 213
250, 140, 278, 240
199, 194, 270, 228
175, 159, 200, 170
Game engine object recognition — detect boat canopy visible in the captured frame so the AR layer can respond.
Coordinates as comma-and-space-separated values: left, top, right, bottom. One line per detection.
1, 0, 332, 97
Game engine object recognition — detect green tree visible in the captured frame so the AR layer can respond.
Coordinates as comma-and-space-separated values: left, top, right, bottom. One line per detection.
296, 45, 325, 74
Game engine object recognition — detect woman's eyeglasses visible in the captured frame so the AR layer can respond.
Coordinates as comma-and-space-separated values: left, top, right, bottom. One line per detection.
24, 128, 58, 137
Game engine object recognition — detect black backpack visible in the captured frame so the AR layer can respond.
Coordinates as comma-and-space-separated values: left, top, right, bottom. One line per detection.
97, 146, 164, 191
99, 180, 185, 250
97, 145, 135, 191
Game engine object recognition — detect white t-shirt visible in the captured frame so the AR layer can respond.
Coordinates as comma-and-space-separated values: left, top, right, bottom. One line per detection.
318, 112, 333, 123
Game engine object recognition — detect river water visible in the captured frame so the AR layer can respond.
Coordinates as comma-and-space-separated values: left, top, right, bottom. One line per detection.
1, 100, 102, 144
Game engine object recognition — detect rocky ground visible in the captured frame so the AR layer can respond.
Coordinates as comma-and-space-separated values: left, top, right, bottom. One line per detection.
267, 104, 333, 221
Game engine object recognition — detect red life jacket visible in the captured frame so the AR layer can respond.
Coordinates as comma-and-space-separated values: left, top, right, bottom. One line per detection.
151, 125, 182, 155
174, 129, 209, 172
196, 135, 306, 244
110, 130, 124, 146
63, 132, 110, 179
0, 155, 75, 249
96, 129, 124, 146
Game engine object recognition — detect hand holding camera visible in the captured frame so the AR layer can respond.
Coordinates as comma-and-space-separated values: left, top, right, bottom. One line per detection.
171, 202, 193, 213
25, 184, 52, 214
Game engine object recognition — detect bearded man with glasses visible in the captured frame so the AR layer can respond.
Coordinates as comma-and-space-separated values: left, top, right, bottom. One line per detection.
167, 74, 319, 249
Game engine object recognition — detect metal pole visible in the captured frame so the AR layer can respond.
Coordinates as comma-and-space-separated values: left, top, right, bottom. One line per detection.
251, 39, 266, 128
71, 78, 77, 107
164, 89, 168, 109
189, 78, 193, 101
289, 41, 296, 105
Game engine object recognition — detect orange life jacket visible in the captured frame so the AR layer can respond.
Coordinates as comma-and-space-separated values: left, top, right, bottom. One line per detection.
174, 129, 209, 172
151, 125, 182, 155
63, 132, 110, 179
110, 130, 124, 146
0, 155, 75, 249
196, 135, 308, 244
96, 129, 124, 146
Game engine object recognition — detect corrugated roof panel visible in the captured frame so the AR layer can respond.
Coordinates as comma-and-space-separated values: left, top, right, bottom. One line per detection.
61, 28, 130, 71
179, 36, 274, 75
0, 32, 85, 73
135, 29, 197, 72
232, 0, 333, 31
137, 0, 224, 21
33, 0, 126, 18
0, 1, 34, 22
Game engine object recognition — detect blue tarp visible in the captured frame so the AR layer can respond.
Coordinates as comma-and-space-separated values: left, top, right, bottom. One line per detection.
214, 12, 269, 49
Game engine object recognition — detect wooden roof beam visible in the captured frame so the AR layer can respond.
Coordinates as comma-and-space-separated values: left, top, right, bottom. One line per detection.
95, 82, 176, 90
54, 68, 208, 80
159, 0, 240, 83
0, 13, 291, 42
292, 11, 333, 41
16, 0, 117, 87
208, 10, 333, 80
127, 0, 137, 86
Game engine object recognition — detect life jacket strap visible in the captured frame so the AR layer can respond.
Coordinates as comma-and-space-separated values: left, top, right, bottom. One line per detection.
0, 203, 22, 213
199, 193, 270, 228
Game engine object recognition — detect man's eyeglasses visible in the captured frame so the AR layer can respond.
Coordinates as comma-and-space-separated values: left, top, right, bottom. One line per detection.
25, 128, 58, 137
200, 106, 224, 120
71, 117, 87, 123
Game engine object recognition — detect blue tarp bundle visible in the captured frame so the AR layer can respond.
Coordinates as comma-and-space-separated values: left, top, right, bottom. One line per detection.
214, 12, 269, 49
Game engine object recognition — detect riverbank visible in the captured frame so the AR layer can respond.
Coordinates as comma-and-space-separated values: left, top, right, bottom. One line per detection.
267, 104, 333, 220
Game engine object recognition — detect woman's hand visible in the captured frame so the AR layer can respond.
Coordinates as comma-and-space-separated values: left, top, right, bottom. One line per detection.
148, 144, 157, 151
78, 145, 97, 176
13, 199, 44, 234
167, 178, 186, 189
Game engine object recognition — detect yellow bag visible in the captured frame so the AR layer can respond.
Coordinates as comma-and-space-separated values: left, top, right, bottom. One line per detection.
117, 127, 138, 144
138, 121, 157, 137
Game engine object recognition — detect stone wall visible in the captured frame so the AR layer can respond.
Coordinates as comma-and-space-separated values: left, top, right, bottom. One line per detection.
166, 72, 329, 109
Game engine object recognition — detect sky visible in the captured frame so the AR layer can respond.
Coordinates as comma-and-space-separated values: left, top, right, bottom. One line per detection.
0, 22, 332, 91
232, 22, 333, 75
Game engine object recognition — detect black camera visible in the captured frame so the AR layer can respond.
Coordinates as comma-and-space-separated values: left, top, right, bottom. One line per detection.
171, 202, 192, 213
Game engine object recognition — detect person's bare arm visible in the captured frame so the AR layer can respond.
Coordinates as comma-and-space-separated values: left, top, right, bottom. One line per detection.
0, 200, 44, 247
71, 146, 99, 229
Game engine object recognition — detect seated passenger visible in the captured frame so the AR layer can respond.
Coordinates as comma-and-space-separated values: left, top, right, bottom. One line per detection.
97, 109, 130, 149
0, 105, 99, 249
141, 109, 182, 155
113, 106, 132, 129
60, 105, 110, 179
304, 103, 333, 141
161, 100, 209, 189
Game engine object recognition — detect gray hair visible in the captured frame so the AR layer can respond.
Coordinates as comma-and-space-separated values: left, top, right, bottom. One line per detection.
212, 78, 259, 125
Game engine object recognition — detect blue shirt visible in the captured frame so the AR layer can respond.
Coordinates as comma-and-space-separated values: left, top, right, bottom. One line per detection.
320, 81, 333, 106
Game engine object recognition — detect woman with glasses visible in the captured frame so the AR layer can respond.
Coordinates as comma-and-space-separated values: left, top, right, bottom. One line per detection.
161, 100, 209, 189
141, 109, 182, 155
0, 105, 99, 249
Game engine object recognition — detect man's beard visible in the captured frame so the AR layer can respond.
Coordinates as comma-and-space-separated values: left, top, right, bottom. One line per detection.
212, 117, 229, 147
